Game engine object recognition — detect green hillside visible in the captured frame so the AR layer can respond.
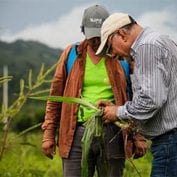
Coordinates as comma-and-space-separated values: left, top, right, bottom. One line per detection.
0, 39, 62, 103
0, 40, 62, 131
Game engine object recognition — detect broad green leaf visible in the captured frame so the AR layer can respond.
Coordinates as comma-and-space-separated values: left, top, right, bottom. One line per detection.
30, 96, 98, 111
81, 110, 109, 177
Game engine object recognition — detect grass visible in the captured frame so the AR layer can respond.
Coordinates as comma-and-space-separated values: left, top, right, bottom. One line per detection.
0, 132, 62, 177
124, 150, 152, 177
0, 131, 152, 177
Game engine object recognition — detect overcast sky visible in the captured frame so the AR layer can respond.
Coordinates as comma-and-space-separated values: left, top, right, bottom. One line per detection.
0, 0, 176, 49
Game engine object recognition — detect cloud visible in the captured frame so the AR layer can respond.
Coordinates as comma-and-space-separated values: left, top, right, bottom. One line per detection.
137, 10, 177, 42
1, 4, 177, 49
0, 3, 93, 49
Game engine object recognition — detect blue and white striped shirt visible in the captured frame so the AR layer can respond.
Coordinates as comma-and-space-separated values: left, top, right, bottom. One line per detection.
117, 27, 177, 137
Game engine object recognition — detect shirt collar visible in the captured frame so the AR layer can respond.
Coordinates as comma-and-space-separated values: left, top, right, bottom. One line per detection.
130, 27, 150, 58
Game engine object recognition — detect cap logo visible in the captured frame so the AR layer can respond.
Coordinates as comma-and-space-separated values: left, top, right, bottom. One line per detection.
90, 18, 103, 24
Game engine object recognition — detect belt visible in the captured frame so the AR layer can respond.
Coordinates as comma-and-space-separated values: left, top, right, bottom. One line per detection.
163, 128, 177, 136
152, 128, 177, 141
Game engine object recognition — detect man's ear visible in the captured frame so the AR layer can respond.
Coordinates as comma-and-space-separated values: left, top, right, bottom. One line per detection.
118, 28, 128, 42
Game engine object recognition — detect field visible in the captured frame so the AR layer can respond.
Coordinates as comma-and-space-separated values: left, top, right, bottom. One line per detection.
0, 132, 152, 177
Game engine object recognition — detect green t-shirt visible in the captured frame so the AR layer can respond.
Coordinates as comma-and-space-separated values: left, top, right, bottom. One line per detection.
77, 53, 114, 122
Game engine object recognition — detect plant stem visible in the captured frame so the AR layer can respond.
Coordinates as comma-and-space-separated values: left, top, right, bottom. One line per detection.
0, 117, 11, 160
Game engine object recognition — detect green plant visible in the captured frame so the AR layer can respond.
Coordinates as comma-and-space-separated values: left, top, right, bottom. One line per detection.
0, 76, 13, 84
0, 131, 152, 177
30, 95, 144, 177
0, 62, 57, 160
0, 132, 63, 177
11, 105, 45, 132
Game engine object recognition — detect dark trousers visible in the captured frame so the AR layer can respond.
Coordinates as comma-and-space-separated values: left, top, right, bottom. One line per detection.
151, 130, 177, 177
62, 124, 125, 177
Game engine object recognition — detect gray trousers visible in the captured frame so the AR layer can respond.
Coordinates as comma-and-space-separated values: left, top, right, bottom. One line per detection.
62, 124, 125, 177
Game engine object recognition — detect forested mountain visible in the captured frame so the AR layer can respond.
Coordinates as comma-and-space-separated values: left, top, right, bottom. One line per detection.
0, 40, 62, 103
0, 40, 63, 131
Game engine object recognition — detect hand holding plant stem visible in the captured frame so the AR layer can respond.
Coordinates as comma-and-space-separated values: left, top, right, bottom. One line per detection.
30, 96, 142, 177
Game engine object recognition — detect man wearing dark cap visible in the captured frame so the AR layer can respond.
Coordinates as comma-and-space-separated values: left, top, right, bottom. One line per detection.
42, 6, 130, 177
97, 12, 177, 177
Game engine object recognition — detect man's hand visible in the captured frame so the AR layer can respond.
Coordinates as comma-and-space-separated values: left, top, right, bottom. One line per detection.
97, 100, 119, 123
103, 105, 118, 123
97, 100, 114, 109
42, 140, 56, 159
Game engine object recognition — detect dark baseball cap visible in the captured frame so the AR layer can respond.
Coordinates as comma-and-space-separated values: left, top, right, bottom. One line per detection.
81, 5, 109, 39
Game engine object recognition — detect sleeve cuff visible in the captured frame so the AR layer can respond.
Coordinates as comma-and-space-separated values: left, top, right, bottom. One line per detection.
116, 105, 128, 119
